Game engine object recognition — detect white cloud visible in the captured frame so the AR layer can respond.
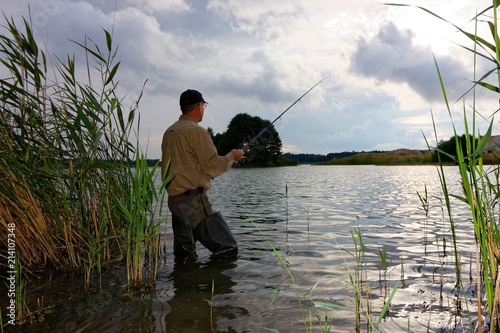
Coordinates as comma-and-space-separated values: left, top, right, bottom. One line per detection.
125, 0, 189, 14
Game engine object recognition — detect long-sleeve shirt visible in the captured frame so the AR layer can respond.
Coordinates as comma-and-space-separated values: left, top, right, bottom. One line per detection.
161, 114, 235, 196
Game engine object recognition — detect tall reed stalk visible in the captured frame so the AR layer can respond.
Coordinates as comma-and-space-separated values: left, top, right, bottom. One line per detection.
350, 228, 365, 332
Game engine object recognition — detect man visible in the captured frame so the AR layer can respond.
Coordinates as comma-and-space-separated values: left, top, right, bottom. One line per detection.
161, 89, 244, 259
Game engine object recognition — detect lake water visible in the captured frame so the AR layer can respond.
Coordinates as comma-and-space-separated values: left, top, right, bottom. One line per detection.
11, 165, 478, 333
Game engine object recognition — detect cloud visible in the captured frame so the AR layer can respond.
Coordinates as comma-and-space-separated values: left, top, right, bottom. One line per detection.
350, 22, 472, 103
124, 0, 189, 14
1, 0, 494, 157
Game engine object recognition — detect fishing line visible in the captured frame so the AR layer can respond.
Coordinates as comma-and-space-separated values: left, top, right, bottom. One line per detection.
242, 75, 330, 151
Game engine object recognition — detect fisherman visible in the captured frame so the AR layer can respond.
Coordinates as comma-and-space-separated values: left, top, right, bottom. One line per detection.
161, 89, 244, 259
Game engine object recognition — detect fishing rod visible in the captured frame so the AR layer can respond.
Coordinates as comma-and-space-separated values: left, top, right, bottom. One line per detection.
242, 75, 330, 151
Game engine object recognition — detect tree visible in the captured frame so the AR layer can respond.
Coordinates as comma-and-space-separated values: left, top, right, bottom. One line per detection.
213, 113, 287, 167
432, 134, 479, 163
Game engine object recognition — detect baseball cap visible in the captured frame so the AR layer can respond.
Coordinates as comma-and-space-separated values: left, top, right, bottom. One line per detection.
179, 89, 206, 106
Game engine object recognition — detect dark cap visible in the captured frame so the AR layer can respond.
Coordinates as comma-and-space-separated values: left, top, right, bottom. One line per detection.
179, 89, 206, 107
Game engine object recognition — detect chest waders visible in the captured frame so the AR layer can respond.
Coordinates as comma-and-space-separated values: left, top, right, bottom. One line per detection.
169, 189, 237, 259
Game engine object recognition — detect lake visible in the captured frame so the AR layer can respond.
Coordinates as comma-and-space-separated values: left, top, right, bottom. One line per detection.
11, 165, 478, 333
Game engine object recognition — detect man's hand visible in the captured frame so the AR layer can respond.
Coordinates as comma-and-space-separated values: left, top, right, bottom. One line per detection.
231, 149, 245, 162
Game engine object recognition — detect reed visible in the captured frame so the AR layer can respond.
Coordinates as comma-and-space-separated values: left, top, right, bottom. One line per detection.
209, 278, 215, 331
417, 185, 430, 254
0, 15, 131, 270
82, 221, 106, 291
387, 1, 500, 331
350, 228, 365, 332
378, 244, 388, 295
340, 228, 399, 332
0, 13, 166, 320
14, 256, 27, 324
115, 151, 171, 287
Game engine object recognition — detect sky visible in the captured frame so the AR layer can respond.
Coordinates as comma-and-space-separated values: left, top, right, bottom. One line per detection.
1, 0, 498, 158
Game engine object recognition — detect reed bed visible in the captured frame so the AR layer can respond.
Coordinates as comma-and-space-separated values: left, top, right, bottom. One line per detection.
0, 15, 167, 322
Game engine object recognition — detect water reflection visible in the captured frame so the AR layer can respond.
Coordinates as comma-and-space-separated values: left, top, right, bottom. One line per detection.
164, 256, 246, 333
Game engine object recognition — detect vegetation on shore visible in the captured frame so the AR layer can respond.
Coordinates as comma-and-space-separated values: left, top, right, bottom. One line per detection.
0, 15, 168, 325
317, 149, 434, 165
316, 149, 499, 166
311, 134, 500, 166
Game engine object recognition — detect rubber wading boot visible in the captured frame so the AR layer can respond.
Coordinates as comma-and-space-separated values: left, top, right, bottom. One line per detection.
193, 212, 238, 258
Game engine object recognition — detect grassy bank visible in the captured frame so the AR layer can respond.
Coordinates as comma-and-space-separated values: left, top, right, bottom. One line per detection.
318, 148, 500, 165
319, 149, 434, 165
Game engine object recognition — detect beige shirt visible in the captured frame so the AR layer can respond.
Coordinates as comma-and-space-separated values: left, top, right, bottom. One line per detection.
161, 114, 235, 196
